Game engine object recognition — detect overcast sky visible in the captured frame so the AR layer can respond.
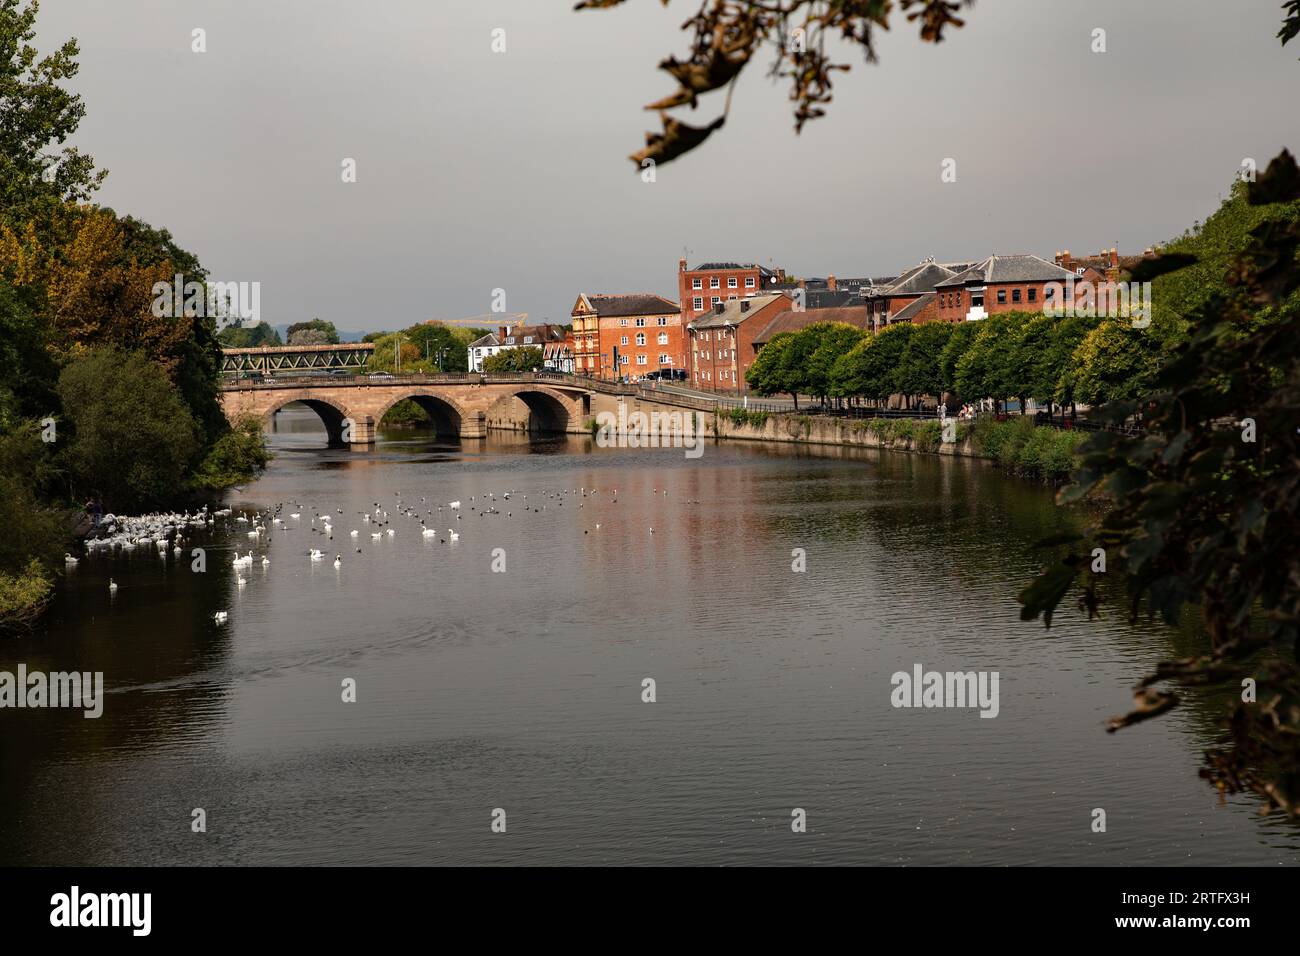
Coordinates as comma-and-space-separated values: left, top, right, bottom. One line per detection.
37, 0, 1300, 332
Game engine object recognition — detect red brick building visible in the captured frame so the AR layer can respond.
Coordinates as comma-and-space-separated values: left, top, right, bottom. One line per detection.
570, 293, 681, 381
933, 254, 1078, 322
687, 292, 790, 392
864, 259, 971, 330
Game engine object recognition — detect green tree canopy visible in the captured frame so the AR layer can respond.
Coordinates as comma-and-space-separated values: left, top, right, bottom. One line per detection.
483, 346, 544, 373
56, 348, 200, 512
287, 318, 339, 345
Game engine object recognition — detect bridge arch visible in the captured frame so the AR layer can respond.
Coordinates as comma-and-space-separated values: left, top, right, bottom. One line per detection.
263, 394, 357, 447
488, 386, 577, 434
373, 391, 468, 439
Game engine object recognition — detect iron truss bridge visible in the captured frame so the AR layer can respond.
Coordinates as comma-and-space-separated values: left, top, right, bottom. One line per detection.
221, 343, 376, 374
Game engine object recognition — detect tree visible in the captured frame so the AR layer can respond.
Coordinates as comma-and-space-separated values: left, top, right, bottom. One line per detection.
1069, 316, 1164, 407
0, 0, 105, 228
832, 323, 911, 403
1021, 311, 1098, 416
894, 321, 952, 406
287, 318, 339, 345
938, 319, 981, 399
56, 348, 200, 512
400, 321, 473, 372
483, 346, 544, 373
218, 321, 282, 348
805, 322, 866, 404
1020, 150, 1300, 816
746, 332, 796, 403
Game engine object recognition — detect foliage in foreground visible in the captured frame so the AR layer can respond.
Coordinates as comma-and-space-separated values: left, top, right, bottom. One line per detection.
1019, 151, 1300, 816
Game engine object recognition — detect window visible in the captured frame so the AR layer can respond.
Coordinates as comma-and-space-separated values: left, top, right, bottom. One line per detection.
711, 297, 721, 307
745, 276, 756, 288
659, 354, 670, 364
997, 289, 1007, 304
657, 317, 668, 325
636, 354, 647, 365
658, 332, 668, 345
710, 277, 720, 289
636, 333, 646, 345
1076, 267, 1085, 276
523, 336, 534, 344
1012, 289, 1021, 303
635, 318, 645, 327
1027, 288, 1037, 302
619, 355, 628, 365
620, 319, 628, 326
620, 335, 628, 345
728, 277, 738, 289
693, 297, 703, 311
956, 291, 962, 306
692, 278, 702, 290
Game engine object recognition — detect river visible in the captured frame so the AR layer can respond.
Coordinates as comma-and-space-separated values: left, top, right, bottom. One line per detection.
2, 405, 1296, 865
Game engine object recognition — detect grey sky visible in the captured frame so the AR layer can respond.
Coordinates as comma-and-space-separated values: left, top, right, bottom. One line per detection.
38, 0, 1300, 332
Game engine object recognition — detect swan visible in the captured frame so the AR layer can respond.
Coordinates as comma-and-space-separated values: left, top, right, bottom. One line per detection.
64, 553, 78, 565
449, 501, 461, 510
214, 611, 228, 623
309, 549, 323, 560
108, 578, 118, 592
261, 556, 270, 567
333, 555, 342, 568
237, 574, 247, 586
448, 529, 459, 541
371, 532, 382, 540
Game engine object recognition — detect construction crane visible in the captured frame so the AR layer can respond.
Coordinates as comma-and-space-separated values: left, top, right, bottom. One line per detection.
426, 312, 529, 329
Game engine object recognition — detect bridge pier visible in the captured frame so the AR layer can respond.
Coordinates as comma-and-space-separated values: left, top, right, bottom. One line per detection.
348, 416, 376, 447
460, 411, 487, 439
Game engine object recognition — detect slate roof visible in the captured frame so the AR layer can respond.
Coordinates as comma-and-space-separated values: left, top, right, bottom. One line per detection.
752, 305, 872, 345
583, 294, 679, 317
890, 292, 936, 323
688, 293, 787, 330
468, 332, 499, 349
935, 254, 1076, 287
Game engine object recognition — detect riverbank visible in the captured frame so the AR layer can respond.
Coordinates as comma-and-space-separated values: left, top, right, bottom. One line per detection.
702, 408, 1086, 482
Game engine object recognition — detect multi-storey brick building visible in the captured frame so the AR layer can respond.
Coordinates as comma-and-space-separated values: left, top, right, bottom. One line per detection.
570, 293, 681, 381
933, 254, 1077, 322
677, 259, 783, 330
864, 259, 972, 330
687, 292, 790, 392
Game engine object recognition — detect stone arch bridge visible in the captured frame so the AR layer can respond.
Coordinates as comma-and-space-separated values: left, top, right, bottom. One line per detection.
220, 372, 599, 446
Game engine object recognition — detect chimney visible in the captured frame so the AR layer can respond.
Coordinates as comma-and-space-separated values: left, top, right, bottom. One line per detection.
679, 257, 687, 273
714, 302, 725, 315
798, 278, 806, 289
1059, 249, 1072, 272
740, 300, 750, 312
1110, 247, 1118, 269
500, 324, 512, 339
827, 274, 837, 291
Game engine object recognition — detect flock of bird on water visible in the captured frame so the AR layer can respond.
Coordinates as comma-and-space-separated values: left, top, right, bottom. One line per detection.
66, 485, 676, 625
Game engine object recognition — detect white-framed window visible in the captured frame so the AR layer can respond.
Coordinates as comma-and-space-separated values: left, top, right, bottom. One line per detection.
620, 335, 628, 345
728, 294, 737, 300
745, 276, 755, 288
692, 278, 702, 290
619, 354, 628, 365
635, 333, 645, 345
710, 277, 720, 289
693, 297, 703, 311
659, 354, 670, 363
728, 277, 738, 289
636, 354, 647, 365
657, 316, 668, 325
711, 296, 720, 307
620, 318, 628, 326
657, 332, 668, 345
635, 318, 645, 327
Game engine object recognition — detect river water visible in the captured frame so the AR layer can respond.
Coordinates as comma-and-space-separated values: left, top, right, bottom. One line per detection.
2, 406, 1296, 866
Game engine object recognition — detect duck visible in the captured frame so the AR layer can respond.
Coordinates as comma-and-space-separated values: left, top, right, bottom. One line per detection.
333, 554, 342, 569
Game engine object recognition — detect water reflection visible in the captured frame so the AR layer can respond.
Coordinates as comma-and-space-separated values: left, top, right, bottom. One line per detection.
1, 406, 1295, 865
